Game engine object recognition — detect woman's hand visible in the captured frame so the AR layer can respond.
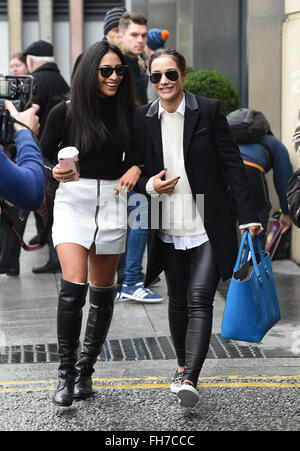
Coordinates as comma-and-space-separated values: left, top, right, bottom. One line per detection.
52, 164, 75, 183
115, 165, 141, 195
240, 225, 264, 238
153, 169, 180, 195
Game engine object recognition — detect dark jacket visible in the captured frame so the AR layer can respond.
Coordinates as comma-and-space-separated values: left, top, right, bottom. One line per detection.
239, 135, 293, 215
31, 62, 69, 137
125, 56, 148, 105
133, 91, 260, 284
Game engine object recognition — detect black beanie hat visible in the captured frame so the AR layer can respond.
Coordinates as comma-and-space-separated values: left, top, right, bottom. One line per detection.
103, 7, 126, 36
23, 40, 54, 57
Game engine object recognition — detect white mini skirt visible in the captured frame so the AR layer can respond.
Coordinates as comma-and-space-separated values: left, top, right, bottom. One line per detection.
52, 178, 127, 254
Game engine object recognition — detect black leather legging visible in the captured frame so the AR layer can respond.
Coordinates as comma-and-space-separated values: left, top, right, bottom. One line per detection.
161, 240, 221, 386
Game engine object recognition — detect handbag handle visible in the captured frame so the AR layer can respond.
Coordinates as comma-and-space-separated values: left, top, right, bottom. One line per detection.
242, 240, 250, 265
234, 230, 249, 272
241, 234, 267, 268
246, 231, 263, 284
254, 234, 270, 276
234, 230, 263, 284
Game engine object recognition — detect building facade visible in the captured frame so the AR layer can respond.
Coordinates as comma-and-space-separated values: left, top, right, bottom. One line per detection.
1, 0, 299, 261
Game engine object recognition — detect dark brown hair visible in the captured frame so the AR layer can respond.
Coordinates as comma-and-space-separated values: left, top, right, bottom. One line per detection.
149, 48, 187, 74
119, 12, 147, 32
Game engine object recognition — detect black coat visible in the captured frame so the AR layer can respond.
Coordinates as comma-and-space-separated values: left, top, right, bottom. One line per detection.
31, 63, 70, 137
133, 91, 260, 284
125, 56, 148, 105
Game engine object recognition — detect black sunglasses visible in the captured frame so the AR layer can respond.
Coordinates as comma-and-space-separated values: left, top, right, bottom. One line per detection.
97, 65, 128, 78
149, 69, 179, 84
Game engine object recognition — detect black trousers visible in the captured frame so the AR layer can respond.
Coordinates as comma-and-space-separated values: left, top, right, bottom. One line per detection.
0, 205, 30, 271
161, 240, 221, 386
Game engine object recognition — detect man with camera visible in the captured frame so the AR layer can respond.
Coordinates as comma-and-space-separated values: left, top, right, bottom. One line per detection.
23, 40, 69, 274
0, 101, 45, 210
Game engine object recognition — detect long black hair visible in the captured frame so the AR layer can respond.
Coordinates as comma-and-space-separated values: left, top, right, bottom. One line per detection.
70, 40, 136, 154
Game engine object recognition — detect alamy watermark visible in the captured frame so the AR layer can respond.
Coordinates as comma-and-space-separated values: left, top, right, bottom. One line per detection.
101, 191, 205, 231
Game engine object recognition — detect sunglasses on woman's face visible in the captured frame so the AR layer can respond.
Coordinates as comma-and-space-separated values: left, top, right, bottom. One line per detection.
97, 65, 128, 78
149, 69, 179, 84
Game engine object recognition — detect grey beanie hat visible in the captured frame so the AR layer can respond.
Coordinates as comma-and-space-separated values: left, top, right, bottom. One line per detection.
103, 7, 126, 36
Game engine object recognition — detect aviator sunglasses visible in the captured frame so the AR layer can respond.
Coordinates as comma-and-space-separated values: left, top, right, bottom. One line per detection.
97, 65, 128, 78
150, 69, 179, 84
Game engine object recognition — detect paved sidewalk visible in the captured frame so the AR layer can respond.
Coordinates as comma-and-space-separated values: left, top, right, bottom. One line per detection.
0, 214, 299, 431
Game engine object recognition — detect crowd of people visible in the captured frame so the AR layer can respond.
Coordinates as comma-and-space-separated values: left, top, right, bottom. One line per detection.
0, 6, 298, 410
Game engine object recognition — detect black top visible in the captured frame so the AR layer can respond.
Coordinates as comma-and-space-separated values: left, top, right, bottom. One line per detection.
41, 98, 135, 180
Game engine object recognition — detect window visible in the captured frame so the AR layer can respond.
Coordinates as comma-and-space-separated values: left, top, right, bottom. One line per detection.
84, 0, 125, 20
0, 0, 125, 21
0, 0, 7, 19
23, 0, 38, 20
53, 0, 69, 20
22, 0, 69, 21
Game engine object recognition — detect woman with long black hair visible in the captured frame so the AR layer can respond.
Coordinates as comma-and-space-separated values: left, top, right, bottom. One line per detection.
41, 40, 141, 407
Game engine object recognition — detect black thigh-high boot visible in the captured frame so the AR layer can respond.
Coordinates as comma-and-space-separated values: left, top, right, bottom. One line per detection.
74, 284, 115, 399
52, 279, 88, 407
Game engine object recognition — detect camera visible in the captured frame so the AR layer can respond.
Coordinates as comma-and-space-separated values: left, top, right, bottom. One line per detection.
0, 75, 37, 145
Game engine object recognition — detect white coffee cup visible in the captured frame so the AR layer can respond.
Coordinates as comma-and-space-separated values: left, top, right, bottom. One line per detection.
57, 146, 79, 162
58, 146, 80, 181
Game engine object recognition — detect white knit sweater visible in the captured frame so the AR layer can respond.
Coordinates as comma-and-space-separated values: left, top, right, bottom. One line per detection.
146, 96, 208, 244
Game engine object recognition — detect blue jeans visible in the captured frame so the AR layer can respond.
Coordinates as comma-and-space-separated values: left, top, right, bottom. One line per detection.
123, 191, 148, 285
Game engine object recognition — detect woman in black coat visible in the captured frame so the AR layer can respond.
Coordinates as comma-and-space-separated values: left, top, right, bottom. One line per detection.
132, 49, 263, 408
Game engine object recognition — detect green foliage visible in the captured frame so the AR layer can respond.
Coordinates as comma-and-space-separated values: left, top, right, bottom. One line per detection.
183, 69, 239, 115
186, 66, 197, 74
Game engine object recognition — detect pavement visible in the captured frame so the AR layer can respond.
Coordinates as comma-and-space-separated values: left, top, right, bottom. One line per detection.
0, 214, 299, 432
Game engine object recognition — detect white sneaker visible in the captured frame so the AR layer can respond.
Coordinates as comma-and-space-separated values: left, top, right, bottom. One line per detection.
115, 290, 128, 302
121, 282, 163, 303
170, 370, 184, 394
177, 382, 200, 408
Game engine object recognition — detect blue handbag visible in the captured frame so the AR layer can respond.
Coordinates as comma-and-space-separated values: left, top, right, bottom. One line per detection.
221, 230, 281, 342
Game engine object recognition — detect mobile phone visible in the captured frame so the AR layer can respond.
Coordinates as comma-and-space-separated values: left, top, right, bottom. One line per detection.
58, 157, 79, 181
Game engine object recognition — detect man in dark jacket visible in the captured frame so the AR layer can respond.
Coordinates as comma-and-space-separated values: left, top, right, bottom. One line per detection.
118, 12, 148, 105
23, 40, 70, 273
23, 40, 69, 137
